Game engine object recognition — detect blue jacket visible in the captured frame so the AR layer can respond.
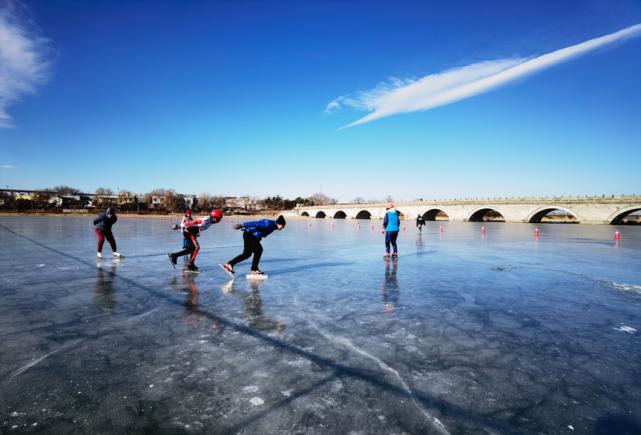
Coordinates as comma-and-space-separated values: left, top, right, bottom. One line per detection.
243, 219, 279, 241
383, 210, 400, 232
94, 207, 117, 232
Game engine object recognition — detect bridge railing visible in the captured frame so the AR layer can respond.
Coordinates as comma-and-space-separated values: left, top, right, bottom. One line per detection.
294, 194, 639, 210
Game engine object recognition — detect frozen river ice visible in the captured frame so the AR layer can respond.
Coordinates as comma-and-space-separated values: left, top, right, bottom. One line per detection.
0, 216, 640, 434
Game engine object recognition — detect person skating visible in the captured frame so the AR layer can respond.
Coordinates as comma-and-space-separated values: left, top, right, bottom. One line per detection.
222, 216, 286, 276
382, 204, 400, 259
167, 210, 223, 272
416, 214, 425, 233
94, 206, 124, 259
180, 209, 192, 248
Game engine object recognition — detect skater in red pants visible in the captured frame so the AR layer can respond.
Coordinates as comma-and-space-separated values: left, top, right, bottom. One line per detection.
167, 210, 223, 272
94, 207, 124, 260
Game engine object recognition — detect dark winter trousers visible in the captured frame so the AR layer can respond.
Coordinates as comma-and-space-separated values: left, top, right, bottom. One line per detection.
385, 231, 398, 254
229, 231, 263, 271
95, 229, 116, 253
173, 230, 200, 263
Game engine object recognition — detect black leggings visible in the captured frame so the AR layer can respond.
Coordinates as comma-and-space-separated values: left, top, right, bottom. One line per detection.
174, 229, 200, 263
229, 231, 263, 271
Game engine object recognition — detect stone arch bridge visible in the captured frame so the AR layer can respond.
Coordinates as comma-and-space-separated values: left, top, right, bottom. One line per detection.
295, 195, 640, 225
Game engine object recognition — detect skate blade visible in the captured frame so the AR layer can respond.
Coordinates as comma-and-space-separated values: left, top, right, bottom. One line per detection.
246, 274, 268, 279
184, 270, 200, 274
167, 253, 175, 269
219, 264, 235, 278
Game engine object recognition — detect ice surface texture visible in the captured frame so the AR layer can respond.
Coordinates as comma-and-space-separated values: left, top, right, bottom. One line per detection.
0, 217, 640, 434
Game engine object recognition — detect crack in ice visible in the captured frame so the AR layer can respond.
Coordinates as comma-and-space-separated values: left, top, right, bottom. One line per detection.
10, 340, 81, 378
293, 295, 449, 435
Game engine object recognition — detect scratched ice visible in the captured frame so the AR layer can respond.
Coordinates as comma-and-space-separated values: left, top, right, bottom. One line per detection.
1, 216, 640, 434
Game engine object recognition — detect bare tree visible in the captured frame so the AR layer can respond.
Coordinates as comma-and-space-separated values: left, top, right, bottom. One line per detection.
52, 185, 82, 194
329, 197, 339, 204
309, 192, 331, 206
211, 196, 226, 212
92, 187, 116, 207
382, 194, 394, 203
163, 189, 182, 212
199, 192, 212, 212
150, 188, 166, 196
352, 197, 365, 203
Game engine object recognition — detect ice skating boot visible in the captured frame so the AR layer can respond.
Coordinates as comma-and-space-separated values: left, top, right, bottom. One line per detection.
113, 252, 125, 259
187, 263, 199, 272
384, 253, 391, 259
222, 263, 235, 274
250, 269, 264, 275
167, 253, 176, 269
97, 252, 102, 260
392, 253, 398, 259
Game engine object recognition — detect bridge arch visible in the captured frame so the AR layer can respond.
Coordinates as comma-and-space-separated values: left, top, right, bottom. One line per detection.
421, 207, 452, 221
467, 206, 506, 222
315, 211, 326, 218
526, 206, 581, 223
394, 209, 406, 219
607, 205, 641, 225
333, 210, 347, 219
355, 210, 372, 219
301, 211, 309, 217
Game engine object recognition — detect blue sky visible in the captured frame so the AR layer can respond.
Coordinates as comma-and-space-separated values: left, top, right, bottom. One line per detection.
1, 0, 640, 201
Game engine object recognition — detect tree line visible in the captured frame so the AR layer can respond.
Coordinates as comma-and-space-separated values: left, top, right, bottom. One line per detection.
0, 186, 343, 213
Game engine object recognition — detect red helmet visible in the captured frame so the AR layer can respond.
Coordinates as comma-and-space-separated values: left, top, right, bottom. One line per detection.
185, 209, 191, 216
386, 203, 394, 210
211, 209, 223, 219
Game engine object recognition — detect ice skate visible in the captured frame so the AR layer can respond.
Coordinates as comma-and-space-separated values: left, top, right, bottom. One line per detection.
113, 252, 125, 259
384, 253, 391, 259
220, 263, 235, 278
247, 269, 267, 279
97, 252, 103, 261
167, 253, 176, 269
392, 253, 398, 259
186, 263, 200, 274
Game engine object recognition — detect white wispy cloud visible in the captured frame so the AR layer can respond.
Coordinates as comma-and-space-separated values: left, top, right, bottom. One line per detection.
324, 96, 345, 114
332, 24, 641, 129
0, 1, 52, 128
2, 165, 16, 168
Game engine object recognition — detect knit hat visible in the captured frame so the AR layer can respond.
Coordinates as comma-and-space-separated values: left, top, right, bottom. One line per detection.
276, 215, 286, 227
386, 204, 394, 210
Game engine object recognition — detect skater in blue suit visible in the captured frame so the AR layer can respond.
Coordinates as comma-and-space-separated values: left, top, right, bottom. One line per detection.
382, 204, 400, 259
223, 215, 286, 276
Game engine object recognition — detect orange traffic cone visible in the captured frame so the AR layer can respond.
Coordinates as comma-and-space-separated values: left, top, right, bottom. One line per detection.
358, 222, 360, 229
402, 224, 405, 231
535, 227, 539, 237
482, 226, 485, 235
440, 225, 443, 233
615, 229, 620, 240
332, 222, 334, 228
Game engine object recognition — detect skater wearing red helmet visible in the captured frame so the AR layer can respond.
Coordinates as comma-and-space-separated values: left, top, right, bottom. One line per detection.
167, 209, 222, 272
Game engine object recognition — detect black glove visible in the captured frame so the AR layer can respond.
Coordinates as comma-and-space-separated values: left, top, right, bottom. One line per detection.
233, 224, 243, 230
172, 224, 180, 230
